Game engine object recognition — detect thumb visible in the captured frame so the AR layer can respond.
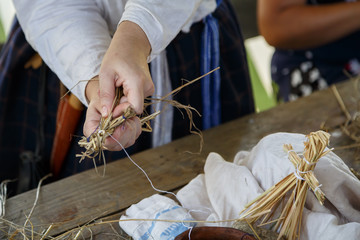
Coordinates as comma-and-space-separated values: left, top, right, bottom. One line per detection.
99, 73, 117, 117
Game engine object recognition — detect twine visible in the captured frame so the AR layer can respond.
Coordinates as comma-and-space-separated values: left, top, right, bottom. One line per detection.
293, 165, 307, 181
313, 184, 323, 194
107, 133, 177, 199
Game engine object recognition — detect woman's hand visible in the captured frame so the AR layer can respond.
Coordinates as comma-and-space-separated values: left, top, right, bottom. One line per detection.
83, 79, 142, 150
83, 21, 154, 150
99, 21, 154, 117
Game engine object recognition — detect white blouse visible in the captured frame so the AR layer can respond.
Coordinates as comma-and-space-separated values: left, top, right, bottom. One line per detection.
13, 0, 216, 105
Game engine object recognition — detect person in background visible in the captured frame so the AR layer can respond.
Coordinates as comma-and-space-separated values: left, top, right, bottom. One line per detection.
0, 0, 254, 195
258, 0, 360, 101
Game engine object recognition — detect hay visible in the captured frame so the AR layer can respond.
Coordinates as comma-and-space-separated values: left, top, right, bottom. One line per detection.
350, 168, 360, 180
326, 76, 360, 157
0, 174, 52, 240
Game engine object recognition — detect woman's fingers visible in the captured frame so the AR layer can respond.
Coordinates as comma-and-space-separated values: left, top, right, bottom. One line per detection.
99, 71, 117, 118
83, 100, 102, 138
103, 116, 141, 150
83, 83, 142, 152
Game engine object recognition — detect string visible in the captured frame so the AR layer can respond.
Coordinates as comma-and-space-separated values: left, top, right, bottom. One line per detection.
107, 134, 177, 199
301, 156, 315, 166
87, 125, 99, 142
293, 165, 307, 181
182, 208, 213, 239
313, 184, 322, 194
287, 149, 315, 182
287, 149, 315, 166
98, 130, 105, 136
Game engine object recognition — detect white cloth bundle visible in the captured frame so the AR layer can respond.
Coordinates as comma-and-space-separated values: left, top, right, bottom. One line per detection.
120, 132, 360, 239
120, 194, 195, 240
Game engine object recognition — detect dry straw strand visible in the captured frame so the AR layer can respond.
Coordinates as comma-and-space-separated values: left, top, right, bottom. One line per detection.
329, 76, 360, 152
22, 174, 52, 240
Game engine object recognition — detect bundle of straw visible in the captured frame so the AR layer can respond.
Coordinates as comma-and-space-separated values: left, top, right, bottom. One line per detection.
239, 130, 332, 240
76, 87, 160, 163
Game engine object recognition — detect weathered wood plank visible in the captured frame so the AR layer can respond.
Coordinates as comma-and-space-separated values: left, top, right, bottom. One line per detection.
1, 80, 358, 239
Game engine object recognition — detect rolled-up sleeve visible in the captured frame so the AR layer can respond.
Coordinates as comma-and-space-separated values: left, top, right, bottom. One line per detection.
120, 0, 216, 61
13, 0, 117, 105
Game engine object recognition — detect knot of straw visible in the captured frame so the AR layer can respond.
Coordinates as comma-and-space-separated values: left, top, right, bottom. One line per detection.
76, 87, 161, 168
76, 88, 137, 162
239, 130, 332, 240
77, 106, 136, 162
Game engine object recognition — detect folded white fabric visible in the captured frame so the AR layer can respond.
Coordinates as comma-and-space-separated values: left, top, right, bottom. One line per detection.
177, 132, 360, 239
120, 194, 195, 240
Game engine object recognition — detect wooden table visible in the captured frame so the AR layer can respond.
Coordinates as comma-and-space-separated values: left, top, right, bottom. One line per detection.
1, 80, 359, 239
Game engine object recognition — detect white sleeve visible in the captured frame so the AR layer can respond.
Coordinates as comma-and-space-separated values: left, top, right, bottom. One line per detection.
120, 0, 216, 62
12, 0, 116, 105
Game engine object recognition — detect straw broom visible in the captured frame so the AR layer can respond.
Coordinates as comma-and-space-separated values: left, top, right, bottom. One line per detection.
239, 130, 332, 240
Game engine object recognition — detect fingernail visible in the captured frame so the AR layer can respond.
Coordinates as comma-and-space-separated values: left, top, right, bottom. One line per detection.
101, 106, 108, 117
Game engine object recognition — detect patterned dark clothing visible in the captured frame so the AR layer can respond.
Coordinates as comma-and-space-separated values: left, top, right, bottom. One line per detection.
0, 23, 60, 194
272, 0, 360, 102
0, 0, 253, 196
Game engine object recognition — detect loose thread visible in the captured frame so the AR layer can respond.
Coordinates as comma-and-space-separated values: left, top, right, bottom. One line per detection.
182, 208, 212, 240
301, 156, 316, 166
60, 78, 98, 100
23, 174, 52, 240
293, 164, 312, 181
87, 125, 99, 142
107, 134, 177, 199
313, 184, 322, 194
293, 168, 305, 181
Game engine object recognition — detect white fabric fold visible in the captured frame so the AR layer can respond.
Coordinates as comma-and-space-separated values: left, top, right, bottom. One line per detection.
120, 194, 194, 240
